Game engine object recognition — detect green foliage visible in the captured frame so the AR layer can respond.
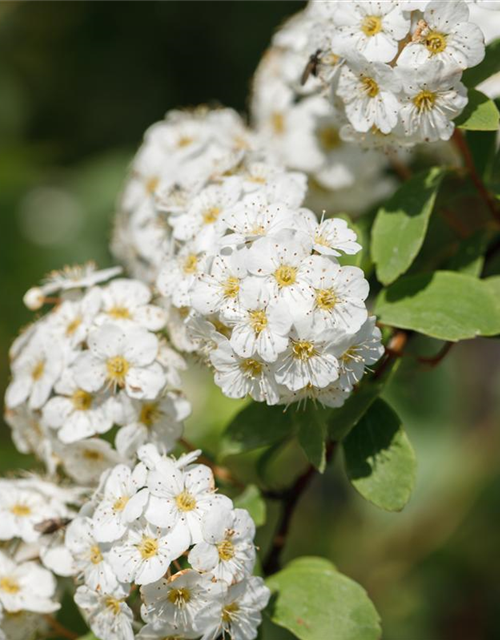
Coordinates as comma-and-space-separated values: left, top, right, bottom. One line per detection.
343, 399, 416, 512
455, 89, 500, 131
267, 557, 381, 640
219, 403, 296, 460
77, 634, 97, 640
444, 230, 490, 276
234, 484, 267, 527
371, 167, 445, 285
463, 39, 500, 88
329, 359, 399, 442
297, 407, 328, 473
375, 271, 500, 340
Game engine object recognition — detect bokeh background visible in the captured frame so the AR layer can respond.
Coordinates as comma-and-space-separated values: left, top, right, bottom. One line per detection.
1, 3, 500, 640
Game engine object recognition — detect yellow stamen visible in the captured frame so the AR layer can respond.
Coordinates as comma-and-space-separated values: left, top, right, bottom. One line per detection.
315, 288, 337, 311
0, 577, 20, 594
425, 31, 447, 55
10, 504, 31, 517
361, 15, 382, 37
82, 449, 103, 461
202, 207, 221, 225
177, 135, 194, 148
113, 496, 129, 512
31, 361, 45, 381
240, 359, 263, 378
271, 112, 285, 135
146, 176, 159, 194
222, 602, 240, 623
167, 587, 191, 607
105, 597, 122, 615
175, 490, 196, 512
90, 545, 103, 565
137, 536, 159, 559
223, 277, 240, 298
139, 402, 161, 427
107, 305, 132, 320
361, 76, 379, 98
274, 265, 297, 288
71, 389, 93, 411
318, 126, 341, 152
183, 254, 198, 274
106, 356, 130, 387
292, 340, 317, 361
66, 317, 82, 336
413, 90, 437, 112
249, 310, 268, 334
217, 539, 235, 561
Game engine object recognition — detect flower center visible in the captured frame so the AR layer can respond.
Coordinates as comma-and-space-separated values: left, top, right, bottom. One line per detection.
274, 265, 297, 288
223, 276, 240, 298
361, 15, 382, 37
89, 545, 103, 565
217, 539, 235, 561
361, 76, 379, 98
314, 232, 331, 248
105, 597, 122, 615
108, 305, 132, 320
177, 135, 193, 148
240, 358, 263, 378
222, 602, 240, 623
106, 356, 130, 387
82, 449, 103, 461
10, 503, 31, 517
202, 206, 221, 225
425, 31, 447, 55
249, 309, 268, 334
175, 490, 197, 512
413, 90, 437, 112
318, 126, 341, 152
113, 496, 129, 512
183, 254, 198, 274
31, 360, 45, 381
71, 389, 93, 411
315, 288, 337, 311
167, 587, 191, 607
138, 536, 159, 560
139, 402, 161, 427
292, 340, 317, 361
66, 317, 82, 336
0, 577, 20, 594
271, 112, 285, 135
146, 176, 159, 194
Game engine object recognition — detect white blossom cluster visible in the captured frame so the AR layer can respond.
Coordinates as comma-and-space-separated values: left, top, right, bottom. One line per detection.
259, 0, 492, 150
68, 446, 269, 640
0, 476, 82, 640
4, 264, 190, 484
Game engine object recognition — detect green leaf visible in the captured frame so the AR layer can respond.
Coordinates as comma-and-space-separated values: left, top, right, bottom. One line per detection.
375, 271, 500, 340
342, 399, 416, 512
484, 275, 500, 315
371, 167, 445, 285
219, 403, 296, 460
444, 230, 489, 277
77, 635, 97, 640
296, 407, 328, 473
463, 39, 500, 88
328, 358, 399, 442
456, 89, 499, 131
234, 484, 267, 527
267, 556, 381, 640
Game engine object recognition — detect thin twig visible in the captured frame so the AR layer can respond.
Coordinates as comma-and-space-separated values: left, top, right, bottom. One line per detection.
373, 329, 409, 380
263, 442, 337, 576
418, 342, 454, 367
452, 129, 500, 224
43, 615, 79, 640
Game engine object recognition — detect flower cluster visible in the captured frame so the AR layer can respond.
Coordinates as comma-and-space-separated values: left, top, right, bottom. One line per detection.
273, 0, 488, 148
0, 477, 82, 640
68, 446, 269, 640
5, 264, 189, 483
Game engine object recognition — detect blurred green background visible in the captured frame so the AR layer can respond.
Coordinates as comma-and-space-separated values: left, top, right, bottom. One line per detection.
1, 3, 500, 640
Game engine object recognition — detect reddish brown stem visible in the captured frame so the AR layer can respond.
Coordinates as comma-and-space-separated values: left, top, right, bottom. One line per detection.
418, 342, 454, 367
43, 615, 78, 640
452, 129, 500, 224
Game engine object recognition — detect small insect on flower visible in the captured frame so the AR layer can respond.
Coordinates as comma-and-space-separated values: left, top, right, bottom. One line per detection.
301, 49, 322, 85
34, 518, 72, 535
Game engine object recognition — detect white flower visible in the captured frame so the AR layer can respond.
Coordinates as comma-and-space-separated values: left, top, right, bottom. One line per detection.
224, 277, 292, 363
303, 256, 369, 333
196, 576, 270, 640
92, 464, 148, 543
398, 0, 485, 70
42, 369, 115, 444
74, 323, 166, 400
108, 520, 186, 585
157, 244, 209, 308
58, 439, 123, 486
210, 340, 280, 405
97, 279, 167, 331
296, 210, 362, 257
332, 1, 410, 63
115, 393, 186, 460
245, 230, 315, 316
4, 406, 58, 474
50, 287, 102, 348
191, 250, 248, 317
145, 456, 233, 545
0, 552, 59, 613
274, 318, 341, 391
0, 610, 49, 640
75, 584, 134, 640
337, 56, 401, 134
334, 317, 384, 389
141, 570, 224, 631
5, 328, 64, 410
189, 506, 256, 583
0, 483, 66, 544
137, 620, 199, 639
65, 517, 118, 592
398, 61, 468, 142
